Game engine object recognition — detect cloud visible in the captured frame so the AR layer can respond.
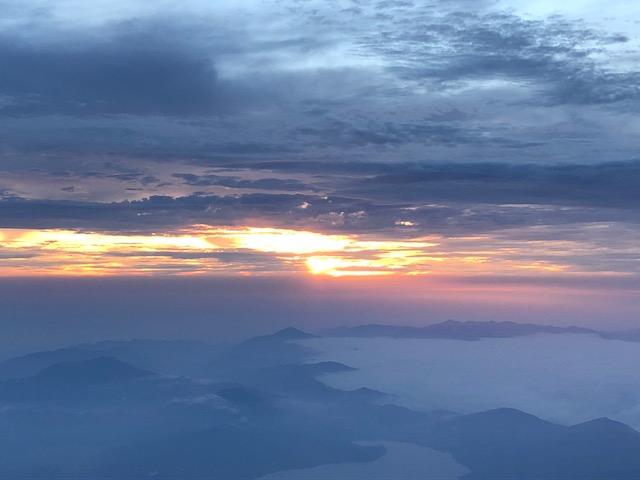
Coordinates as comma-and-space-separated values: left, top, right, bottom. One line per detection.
0, 28, 226, 116
308, 335, 640, 429
0, 1, 639, 284
1, 160, 640, 236
172, 173, 316, 192
0, 0, 638, 172
349, 161, 640, 210
355, 9, 638, 107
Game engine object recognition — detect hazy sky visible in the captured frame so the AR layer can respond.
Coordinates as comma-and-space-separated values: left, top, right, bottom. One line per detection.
0, 0, 639, 337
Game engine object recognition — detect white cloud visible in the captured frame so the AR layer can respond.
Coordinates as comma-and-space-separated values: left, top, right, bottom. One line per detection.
305, 334, 640, 429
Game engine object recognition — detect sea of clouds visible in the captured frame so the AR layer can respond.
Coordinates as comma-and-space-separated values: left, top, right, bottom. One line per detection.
302, 334, 640, 429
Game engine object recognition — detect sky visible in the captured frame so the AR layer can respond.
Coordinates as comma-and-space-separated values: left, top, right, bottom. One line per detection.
1, 0, 639, 343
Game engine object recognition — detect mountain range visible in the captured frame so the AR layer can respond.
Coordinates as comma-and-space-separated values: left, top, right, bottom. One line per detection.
323, 319, 640, 341
1, 325, 640, 478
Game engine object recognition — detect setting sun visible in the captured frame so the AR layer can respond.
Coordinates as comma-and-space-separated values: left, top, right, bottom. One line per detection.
0, 225, 585, 278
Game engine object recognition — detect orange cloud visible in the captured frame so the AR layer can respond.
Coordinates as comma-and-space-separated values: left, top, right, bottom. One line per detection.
0, 225, 580, 278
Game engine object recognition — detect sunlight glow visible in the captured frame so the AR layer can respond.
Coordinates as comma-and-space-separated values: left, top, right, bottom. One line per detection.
306, 256, 394, 276
218, 228, 352, 254
0, 225, 579, 278
0, 229, 212, 252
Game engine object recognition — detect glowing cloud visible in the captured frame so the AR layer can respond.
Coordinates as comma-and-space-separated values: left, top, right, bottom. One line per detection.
210, 228, 352, 254
0, 225, 594, 278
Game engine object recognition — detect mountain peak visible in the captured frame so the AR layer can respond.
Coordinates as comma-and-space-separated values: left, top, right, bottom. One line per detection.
572, 417, 640, 435
271, 327, 317, 340
33, 355, 153, 387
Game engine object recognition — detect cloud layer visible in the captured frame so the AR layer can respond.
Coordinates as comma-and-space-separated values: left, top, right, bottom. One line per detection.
309, 335, 640, 429
0, 0, 639, 285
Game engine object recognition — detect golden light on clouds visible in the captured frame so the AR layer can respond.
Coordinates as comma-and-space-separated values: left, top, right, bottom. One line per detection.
0, 225, 578, 277
210, 228, 352, 254
0, 229, 211, 252
306, 256, 394, 276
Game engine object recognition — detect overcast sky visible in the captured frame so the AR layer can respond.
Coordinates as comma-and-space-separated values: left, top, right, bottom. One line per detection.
0, 0, 639, 339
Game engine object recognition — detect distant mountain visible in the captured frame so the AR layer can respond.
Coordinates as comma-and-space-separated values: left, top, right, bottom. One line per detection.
325, 320, 598, 340
599, 328, 640, 342
0, 356, 153, 402
201, 328, 317, 379
29, 356, 152, 386
5, 326, 640, 479
271, 327, 318, 341
426, 408, 640, 479
241, 361, 359, 399
0, 347, 109, 381
233, 327, 317, 349
0, 338, 226, 380
0, 374, 240, 473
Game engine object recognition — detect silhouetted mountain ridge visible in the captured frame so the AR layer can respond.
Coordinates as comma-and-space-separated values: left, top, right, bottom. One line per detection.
325, 320, 598, 340
271, 327, 318, 340
2, 327, 640, 479
600, 328, 640, 342
0, 338, 225, 380
201, 328, 317, 379
426, 407, 640, 479
0, 356, 153, 403
30, 356, 152, 386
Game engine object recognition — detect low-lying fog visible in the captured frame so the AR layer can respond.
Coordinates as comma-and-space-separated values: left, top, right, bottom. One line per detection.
302, 334, 640, 428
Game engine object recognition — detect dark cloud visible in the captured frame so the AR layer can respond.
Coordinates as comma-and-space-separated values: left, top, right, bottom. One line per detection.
363, 10, 639, 108
1, 2, 638, 165
292, 117, 517, 148
2, 159, 639, 237
172, 173, 317, 192
0, 11, 288, 118
351, 161, 640, 209
0, 194, 322, 231
0, 39, 221, 116
200, 159, 640, 213
99, 172, 161, 185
